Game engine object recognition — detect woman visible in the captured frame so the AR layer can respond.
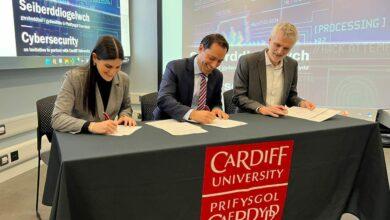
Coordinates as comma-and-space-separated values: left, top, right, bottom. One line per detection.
52, 35, 136, 134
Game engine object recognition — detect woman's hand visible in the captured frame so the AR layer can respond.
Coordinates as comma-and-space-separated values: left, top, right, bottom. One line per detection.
116, 115, 137, 126
88, 120, 117, 134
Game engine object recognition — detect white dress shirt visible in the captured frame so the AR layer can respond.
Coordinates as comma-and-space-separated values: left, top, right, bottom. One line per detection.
183, 56, 209, 120
264, 50, 284, 106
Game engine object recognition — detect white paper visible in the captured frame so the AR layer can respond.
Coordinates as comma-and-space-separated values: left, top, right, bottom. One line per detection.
206, 118, 247, 128
146, 119, 207, 135
287, 107, 340, 122
108, 125, 142, 136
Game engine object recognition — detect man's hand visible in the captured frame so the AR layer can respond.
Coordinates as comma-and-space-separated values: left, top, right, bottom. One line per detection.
299, 100, 316, 110
211, 108, 229, 119
257, 105, 287, 117
189, 110, 216, 124
116, 115, 137, 126
88, 120, 117, 134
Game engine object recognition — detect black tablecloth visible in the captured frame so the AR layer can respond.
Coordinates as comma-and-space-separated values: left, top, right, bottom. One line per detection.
43, 113, 390, 220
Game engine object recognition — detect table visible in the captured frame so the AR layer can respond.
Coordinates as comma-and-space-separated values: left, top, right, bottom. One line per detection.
43, 113, 390, 220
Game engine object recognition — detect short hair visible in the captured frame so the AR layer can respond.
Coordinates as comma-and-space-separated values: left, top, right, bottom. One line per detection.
200, 33, 229, 52
270, 22, 299, 42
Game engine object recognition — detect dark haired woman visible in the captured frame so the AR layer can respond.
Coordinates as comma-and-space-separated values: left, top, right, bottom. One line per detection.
52, 35, 136, 134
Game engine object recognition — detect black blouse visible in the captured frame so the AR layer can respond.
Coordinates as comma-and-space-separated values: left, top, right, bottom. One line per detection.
81, 72, 113, 133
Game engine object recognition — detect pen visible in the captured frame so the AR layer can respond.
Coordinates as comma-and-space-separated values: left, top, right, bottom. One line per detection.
103, 112, 110, 120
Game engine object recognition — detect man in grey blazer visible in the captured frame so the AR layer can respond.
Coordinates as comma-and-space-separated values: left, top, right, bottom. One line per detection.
233, 22, 315, 117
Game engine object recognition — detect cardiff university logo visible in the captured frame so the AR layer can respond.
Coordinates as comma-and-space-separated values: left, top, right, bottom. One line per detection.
200, 140, 294, 220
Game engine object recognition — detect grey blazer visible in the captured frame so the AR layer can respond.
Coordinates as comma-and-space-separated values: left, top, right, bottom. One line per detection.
232, 49, 303, 113
52, 67, 133, 133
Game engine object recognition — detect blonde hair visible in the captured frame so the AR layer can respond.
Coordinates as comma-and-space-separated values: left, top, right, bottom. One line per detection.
270, 22, 299, 42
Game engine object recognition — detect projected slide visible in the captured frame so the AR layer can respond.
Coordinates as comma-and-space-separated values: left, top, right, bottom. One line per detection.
0, 0, 129, 69
13, 0, 121, 58
184, 0, 389, 45
174, 0, 390, 108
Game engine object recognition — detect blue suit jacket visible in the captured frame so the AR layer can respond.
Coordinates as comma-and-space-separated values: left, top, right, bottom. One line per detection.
153, 55, 223, 120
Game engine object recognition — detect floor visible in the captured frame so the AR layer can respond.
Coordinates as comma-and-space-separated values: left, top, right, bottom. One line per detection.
0, 165, 51, 220
0, 148, 389, 220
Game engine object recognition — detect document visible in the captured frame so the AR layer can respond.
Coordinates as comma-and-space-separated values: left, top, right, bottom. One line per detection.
108, 125, 142, 136
206, 118, 247, 128
146, 119, 207, 135
287, 107, 340, 122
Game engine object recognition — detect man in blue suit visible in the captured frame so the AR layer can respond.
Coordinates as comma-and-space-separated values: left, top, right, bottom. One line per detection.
153, 34, 229, 124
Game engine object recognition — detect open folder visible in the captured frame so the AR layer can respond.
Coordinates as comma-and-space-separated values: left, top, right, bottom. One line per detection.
287, 107, 340, 122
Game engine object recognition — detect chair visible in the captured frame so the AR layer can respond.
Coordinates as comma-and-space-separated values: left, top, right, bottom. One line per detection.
223, 89, 236, 114
35, 95, 57, 218
376, 109, 390, 147
140, 92, 157, 121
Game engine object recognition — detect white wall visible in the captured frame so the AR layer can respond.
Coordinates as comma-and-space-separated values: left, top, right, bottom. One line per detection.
129, 0, 158, 93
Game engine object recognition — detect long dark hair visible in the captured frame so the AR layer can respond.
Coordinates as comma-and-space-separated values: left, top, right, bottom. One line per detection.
83, 35, 124, 116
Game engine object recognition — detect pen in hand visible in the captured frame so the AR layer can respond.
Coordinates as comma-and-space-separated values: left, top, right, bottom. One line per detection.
89, 112, 116, 134
103, 112, 110, 120
103, 112, 117, 134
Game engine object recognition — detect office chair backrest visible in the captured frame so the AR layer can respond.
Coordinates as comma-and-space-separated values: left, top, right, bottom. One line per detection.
140, 92, 157, 121
223, 89, 236, 114
35, 95, 57, 215
36, 95, 57, 144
